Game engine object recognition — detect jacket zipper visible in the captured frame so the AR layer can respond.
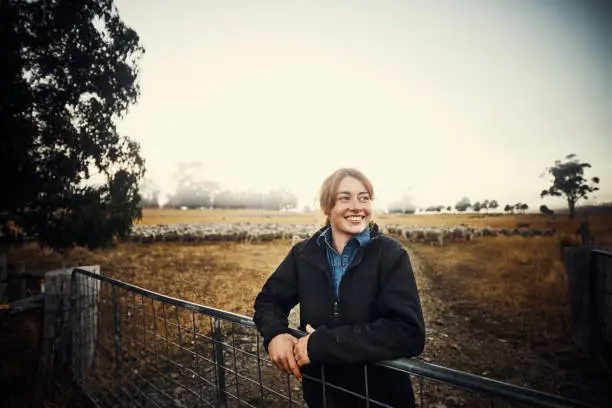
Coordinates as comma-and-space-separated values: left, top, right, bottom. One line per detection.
334, 236, 380, 320
334, 245, 366, 320
304, 234, 380, 323
332, 300, 340, 319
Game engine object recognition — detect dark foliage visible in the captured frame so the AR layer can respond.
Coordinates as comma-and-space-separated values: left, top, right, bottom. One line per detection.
0, 0, 145, 252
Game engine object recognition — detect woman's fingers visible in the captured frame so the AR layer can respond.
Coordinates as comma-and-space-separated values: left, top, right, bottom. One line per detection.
279, 354, 291, 374
272, 356, 285, 373
287, 353, 302, 380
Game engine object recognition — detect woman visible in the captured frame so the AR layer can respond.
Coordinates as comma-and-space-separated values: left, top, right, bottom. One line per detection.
253, 168, 425, 408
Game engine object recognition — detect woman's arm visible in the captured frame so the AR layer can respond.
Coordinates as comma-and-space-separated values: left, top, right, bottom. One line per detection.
253, 245, 300, 351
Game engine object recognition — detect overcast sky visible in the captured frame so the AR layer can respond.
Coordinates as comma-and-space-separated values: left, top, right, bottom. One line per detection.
113, 0, 612, 210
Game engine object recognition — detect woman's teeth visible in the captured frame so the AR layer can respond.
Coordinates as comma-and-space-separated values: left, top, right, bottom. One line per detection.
346, 216, 363, 221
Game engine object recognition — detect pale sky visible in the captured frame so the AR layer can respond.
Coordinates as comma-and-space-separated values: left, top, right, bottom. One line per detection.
113, 0, 612, 211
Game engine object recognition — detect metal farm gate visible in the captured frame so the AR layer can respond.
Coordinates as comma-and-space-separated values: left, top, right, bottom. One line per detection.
41, 267, 598, 408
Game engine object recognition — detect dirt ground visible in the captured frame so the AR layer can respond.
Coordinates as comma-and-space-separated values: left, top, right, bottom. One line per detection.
407, 243, 610, 406
0, 308, 91, 408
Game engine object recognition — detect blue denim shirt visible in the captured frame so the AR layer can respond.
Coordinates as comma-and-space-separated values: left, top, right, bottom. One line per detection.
317, 225, 371, 299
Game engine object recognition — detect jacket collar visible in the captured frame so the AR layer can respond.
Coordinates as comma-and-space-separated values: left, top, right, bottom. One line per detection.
316, 224, 371, 250
300, 222, 381, 273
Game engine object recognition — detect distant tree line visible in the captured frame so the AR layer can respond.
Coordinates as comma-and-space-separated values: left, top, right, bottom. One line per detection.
212, 189, 298, 211
139, 163, 298, 211
413, 199, 534, 215
453, 198, 500, 213
387, 155, 602, 220
416, 198, 501, 213
503, 203, 529, 215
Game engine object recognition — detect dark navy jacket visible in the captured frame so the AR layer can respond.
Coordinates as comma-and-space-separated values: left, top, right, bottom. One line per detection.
253, 223, 426, 408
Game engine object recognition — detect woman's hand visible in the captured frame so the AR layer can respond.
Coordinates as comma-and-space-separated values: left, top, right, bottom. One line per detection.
294, 324, 316, 371
268, 333, 302, 381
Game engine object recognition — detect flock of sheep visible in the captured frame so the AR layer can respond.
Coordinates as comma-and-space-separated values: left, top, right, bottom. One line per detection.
126, 222, 556, 247
384, 225, 556, 246
126, 223, 321, 244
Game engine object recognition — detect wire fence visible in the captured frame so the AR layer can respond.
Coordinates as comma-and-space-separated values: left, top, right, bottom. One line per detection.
66, 267, 596, 408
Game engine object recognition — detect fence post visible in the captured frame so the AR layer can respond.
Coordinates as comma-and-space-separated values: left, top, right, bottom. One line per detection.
563, 247, 598, 354
212, 317, 228, 407
42, 268, 74, 376
592, 249, 612, 370
42, 266, 100, 383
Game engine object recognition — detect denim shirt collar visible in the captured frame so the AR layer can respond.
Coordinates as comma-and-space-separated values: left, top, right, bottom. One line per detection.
317, 225, 371, 250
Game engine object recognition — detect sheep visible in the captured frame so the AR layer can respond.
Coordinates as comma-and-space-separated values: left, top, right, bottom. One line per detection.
482, 227, 498, 237
290, 235, 302, 246
425, 229, 444, 246
403, 229, 412, 240
412, 229, 427, 242
451, 227, 470, 241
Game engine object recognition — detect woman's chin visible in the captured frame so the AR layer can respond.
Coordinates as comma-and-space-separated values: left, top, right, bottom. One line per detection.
344, 222, 366, 233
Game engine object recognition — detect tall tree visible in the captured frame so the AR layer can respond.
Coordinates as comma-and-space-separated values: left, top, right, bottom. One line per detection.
489, 200, 499, 213
481, 199, 490, 213
454, 197, 471, 212
0, 0, 145, 252
540, 154, 600, 219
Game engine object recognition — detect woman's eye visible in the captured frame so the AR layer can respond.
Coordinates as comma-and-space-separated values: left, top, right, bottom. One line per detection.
360, 196, 370, 202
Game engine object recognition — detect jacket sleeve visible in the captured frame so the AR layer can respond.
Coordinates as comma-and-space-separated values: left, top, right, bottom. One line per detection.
307, 241, 425, 365
253, 244, 300, 352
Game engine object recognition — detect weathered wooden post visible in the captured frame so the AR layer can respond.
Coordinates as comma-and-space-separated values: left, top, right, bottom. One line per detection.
563, 246, 597, 353
41, 265, 100, 383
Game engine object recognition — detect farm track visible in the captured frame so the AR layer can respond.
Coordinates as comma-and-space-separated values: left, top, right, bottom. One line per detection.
406, 244, 610, 407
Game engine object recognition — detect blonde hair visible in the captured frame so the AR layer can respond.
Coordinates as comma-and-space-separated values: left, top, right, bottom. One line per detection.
319, 168, 374, 226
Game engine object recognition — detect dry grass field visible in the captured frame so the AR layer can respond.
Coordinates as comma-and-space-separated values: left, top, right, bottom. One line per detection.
4, 208, 612, 406
135, 208, 326, 226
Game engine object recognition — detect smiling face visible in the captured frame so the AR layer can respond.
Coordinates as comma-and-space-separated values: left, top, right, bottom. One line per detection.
328, 176, 372, 243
